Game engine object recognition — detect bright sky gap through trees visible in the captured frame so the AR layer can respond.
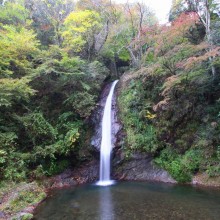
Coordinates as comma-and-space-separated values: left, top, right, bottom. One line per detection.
114, 0, 173, 24
73, 0, 173, 24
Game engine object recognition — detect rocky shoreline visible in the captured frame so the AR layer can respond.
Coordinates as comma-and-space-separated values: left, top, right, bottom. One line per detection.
1, 79, 220, 219
0, 160, 99, 220
1, 157, 220, 220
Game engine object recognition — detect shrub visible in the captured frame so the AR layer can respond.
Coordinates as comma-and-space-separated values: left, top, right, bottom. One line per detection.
155, 148, 203, 182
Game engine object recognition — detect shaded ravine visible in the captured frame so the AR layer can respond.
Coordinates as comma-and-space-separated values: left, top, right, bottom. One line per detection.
91, 82, 120, 152
7, 79, 220, 220
90, 79, 175, 184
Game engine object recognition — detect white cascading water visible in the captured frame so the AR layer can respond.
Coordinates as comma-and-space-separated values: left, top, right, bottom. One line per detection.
97, 80, 119, 186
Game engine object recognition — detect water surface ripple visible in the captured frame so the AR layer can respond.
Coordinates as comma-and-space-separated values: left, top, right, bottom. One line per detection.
34, 181, 220, 220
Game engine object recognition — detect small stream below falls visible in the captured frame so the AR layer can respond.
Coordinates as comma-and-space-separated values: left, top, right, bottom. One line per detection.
34, 181, 220, 220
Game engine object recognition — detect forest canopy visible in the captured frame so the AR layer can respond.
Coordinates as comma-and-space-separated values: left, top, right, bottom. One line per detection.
0, 0, 158, 181
0, 0, 220, 183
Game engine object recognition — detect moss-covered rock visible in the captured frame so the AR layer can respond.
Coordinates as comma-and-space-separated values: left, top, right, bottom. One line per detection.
12, 213, 34, 220
0, 182, 46, 218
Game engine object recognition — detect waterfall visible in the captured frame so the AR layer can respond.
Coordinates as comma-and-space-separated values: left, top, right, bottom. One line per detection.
97, 80, 118, 186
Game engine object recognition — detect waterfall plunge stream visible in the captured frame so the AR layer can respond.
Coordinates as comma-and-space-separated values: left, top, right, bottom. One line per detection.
97, 80, 118, 186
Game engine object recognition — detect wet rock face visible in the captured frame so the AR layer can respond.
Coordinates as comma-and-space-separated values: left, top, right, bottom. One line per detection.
192, 173, 220, 188
90, 80, 174, 184
112, 87, 122, 148
0, 211, 5, 219
113, 152, 176, 184
90, 82, 121, 150
90, 83, 110, 150
47, 160, 99, 189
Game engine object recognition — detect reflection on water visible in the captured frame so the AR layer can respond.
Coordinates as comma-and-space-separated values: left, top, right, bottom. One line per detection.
34, 182, 220, 220
99, 187, 114, 220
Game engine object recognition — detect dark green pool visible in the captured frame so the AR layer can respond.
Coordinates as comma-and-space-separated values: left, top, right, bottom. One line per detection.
34, 181, 220, 220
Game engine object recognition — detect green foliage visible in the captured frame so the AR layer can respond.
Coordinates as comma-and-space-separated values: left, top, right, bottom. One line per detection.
25, 0, 74, 46
2, 182, 46, 214
0, 7, 107, 182
33, 46, 107, 119
0, 78, 35, 107
2, 0, 219, 186
62, 10, 102, 52
101, 28, 132, 62
118, 80, 160, 156
206, 164, 220, 177
20, 112, 57, 145
65, 92, 97, 118
0, 0, 29, 25
3, 157, 28, 181
169, 0, 186, 21
118, 5, 220, 183
21, 213, 34, 220
41, 159, 71, 176
0, 25, 39, 76
0, 132, 28, 181
154, 148, 202, 182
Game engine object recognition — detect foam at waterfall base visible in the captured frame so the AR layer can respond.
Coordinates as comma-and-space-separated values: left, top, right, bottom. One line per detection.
96, 180, 115, 186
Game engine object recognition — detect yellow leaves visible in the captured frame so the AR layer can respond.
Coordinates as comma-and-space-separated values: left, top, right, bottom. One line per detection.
0, 25, 39, 74
62, 10, 102, 51
62, 34, 86, 52
70, 137, 76, 143
145, 110, 156, 119
68, 131, 80, 144
64, 10, 101, 33
1, 25, 39, 48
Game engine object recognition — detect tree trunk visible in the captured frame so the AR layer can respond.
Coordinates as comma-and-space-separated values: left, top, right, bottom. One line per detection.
204, 0, 216, 77
95, 20, 109, 53
127, 46, 139, 68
